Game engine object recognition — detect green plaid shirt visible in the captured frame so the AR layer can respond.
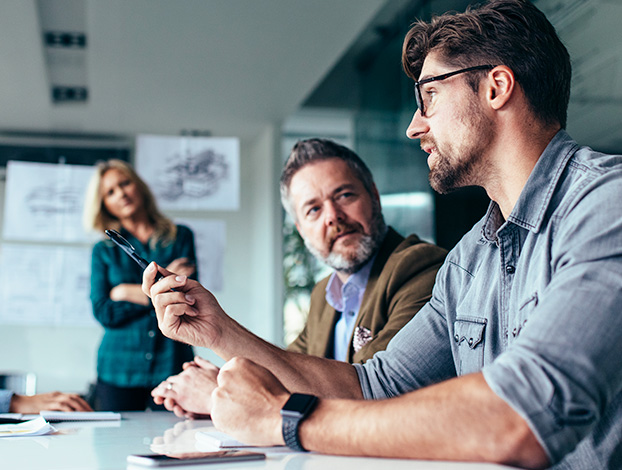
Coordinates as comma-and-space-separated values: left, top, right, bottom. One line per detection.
90, 225, 196, 387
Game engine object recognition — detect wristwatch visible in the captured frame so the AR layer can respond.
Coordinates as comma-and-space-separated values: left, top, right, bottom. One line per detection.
280, 393, 318, 452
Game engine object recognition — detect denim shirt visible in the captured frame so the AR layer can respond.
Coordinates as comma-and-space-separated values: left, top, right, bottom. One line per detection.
0, 389, 13, 413
355, 131, 622, 469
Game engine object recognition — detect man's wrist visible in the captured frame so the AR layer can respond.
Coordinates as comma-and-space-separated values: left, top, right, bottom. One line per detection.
280, 393, 318, 452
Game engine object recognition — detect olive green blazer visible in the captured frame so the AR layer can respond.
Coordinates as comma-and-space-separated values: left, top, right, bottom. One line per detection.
287, 227, 447, 363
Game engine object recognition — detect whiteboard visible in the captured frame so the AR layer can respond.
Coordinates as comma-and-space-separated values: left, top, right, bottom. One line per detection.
135, 135, 240, 211
176, 218, 226, 292
0, 243, 95, 326
2, 161, 96, 243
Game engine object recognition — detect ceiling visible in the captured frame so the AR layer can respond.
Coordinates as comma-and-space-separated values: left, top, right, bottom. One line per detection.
0, 0, 619, 154
0, 0, 388, 144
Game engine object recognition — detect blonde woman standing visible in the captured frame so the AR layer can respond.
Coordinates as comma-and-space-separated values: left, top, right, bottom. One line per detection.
84, 160, 197, 411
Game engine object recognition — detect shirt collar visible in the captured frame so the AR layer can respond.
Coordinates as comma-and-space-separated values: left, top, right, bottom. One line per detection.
482, 129, 579, 241
325, 253, 377, 312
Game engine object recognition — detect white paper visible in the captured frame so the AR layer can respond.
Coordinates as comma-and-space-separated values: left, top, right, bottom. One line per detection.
40, 411, 121, 421
195, 430, 248, 448
0, 417, 56, 437
2, 161, 97, 243
0, 244, 95, 326
175, 219, 225, 292
135, 135, 240, 211
195, 431, 290, 454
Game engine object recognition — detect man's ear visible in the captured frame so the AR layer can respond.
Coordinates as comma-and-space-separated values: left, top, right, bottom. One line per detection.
486, 65, 515, 110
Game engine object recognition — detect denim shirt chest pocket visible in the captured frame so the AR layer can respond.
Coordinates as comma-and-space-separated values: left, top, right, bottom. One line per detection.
453, 317, 487, 375
509, 292, 538, 343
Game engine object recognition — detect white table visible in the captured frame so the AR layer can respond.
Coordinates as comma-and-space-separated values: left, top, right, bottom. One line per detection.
2, 411, 514, 470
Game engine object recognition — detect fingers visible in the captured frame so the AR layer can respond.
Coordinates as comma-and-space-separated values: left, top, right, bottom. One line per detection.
142, 262, 178, 297
194, 356, 219, 372
69, 395, 93, 411
48, 393, 92, 412
172, 404, 187, 419
150, 292, 198, 329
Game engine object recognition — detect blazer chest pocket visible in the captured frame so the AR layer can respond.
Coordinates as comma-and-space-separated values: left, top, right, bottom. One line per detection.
453, 317, 487, 375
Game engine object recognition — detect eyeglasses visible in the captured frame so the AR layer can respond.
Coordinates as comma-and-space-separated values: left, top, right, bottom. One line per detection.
414, 65, 496, 117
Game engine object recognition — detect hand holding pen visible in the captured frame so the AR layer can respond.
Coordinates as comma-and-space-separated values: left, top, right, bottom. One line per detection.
141, 260, 229, 351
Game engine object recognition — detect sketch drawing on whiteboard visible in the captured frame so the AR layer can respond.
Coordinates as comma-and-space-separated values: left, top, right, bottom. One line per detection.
135, 134, 240, 211
157, 147, 229, 201
25, 186, 81, 214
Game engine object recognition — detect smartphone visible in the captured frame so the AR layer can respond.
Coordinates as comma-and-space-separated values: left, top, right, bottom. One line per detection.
127, 450, 265, 467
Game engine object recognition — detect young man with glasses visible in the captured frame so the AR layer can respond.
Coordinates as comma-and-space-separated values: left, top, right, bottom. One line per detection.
143, 0, 622, 467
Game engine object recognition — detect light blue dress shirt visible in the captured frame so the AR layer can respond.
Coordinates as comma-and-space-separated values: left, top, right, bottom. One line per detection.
325, 255, 376, 362
355, 131, 622, 469
0, 389, 13, 413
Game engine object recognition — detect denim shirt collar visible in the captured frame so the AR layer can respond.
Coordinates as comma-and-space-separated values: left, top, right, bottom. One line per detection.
482, 129, 579, 242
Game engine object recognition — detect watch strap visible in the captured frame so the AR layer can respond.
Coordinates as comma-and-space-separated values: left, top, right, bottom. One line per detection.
282, 414, 307, 451
281, 393, 318, 452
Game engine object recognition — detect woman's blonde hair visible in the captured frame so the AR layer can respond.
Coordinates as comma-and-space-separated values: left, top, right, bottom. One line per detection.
83, 159, 176, 245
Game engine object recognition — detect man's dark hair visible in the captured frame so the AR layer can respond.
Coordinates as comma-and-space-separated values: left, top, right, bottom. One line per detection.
402, 0, 571, 128
280, 138, 376, 219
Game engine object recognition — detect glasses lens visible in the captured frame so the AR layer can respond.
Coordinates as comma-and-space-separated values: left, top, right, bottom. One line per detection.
414, 83, 424, 116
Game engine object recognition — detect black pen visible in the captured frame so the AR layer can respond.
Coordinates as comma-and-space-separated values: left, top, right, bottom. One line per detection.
104, 229, 170, 286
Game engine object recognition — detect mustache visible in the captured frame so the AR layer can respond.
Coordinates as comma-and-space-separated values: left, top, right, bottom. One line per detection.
326, 222, 363, 249
420, 136, 436, 151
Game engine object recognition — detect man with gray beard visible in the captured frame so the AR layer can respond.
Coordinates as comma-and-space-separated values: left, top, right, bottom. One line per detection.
150, 138, 446, 417
281, 139, 447, 363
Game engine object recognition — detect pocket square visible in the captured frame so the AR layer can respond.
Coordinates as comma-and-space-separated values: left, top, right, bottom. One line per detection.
353, 326, 373, 353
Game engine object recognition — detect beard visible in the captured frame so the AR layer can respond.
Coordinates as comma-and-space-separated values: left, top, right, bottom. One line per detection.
425, 101, 495, 194
304, 202, 387, 275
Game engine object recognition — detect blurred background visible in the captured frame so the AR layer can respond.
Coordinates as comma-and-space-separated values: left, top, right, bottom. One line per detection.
0, 0, 619, 397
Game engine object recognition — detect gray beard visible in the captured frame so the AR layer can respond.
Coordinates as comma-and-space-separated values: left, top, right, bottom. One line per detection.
304, 209, 387, 275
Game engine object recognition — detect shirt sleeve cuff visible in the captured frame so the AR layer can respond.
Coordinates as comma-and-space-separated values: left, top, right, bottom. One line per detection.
0, 389, 15, 413
353, 364, 373, 400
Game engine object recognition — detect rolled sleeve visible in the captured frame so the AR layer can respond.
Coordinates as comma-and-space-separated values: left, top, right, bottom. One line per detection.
0, 389, 14, 413
484, 174, 622, 464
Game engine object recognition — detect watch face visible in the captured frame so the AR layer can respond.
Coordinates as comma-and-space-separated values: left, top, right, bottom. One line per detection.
281, 393, 317, 416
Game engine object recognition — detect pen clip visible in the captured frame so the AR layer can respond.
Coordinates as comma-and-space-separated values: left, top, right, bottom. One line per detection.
104, 229, 149, 270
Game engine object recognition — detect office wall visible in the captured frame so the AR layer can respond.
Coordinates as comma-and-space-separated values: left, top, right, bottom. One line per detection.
0, 125, 283, 394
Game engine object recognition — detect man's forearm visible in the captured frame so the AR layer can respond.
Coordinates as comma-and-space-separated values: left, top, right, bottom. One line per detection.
298, 373, 549, 468
215, 319, 362, 399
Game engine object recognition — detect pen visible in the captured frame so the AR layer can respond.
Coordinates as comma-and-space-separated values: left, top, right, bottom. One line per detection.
104, 229, 167, 284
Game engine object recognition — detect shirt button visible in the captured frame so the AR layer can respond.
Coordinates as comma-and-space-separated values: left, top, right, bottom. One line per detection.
468, 338, 474, 346
347, 311, 355, 317
506, 265, 516, 274
145, 353, 153, 361
454, 334, 460, 342
148, 330, 155, 338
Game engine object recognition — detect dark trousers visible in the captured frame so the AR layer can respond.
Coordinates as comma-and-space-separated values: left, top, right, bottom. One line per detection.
94, 380, 165, 412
